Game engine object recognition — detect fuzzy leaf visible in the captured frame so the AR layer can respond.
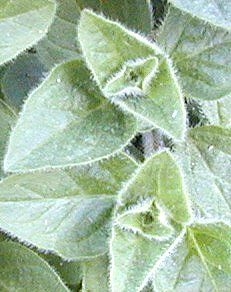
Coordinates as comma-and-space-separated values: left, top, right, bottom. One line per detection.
0, 241, 69, 291
0, 99, 16, 178
0, 154, 136, 260
158, 7, 231, 100
152, 223, 231, 291
4, 60, 137, 173
174, 126, 231, 223
110, 151, 191, 291
82, 255, 110, 292
0, 0, 56, 65
169, 0, 231, 30
78, 9, 186, 139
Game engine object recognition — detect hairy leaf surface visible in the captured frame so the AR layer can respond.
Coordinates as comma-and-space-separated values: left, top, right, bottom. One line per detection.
78, 9, 186, 139
0, 154, 136, 259
0, 241, 69, 291
4, 60, 137, 172
158, 7, 231, 100
169, 0, 231, 30
110, 152, 191, 291
0, 0, 56, 65
174, 126, 231, 223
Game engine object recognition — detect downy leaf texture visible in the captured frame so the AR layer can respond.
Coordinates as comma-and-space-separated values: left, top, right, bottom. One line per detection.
0, 241, 69, 291
78, 9, 186, 140
4, 60, 137, 172
158, 7, 231, 101
169, 0, 231, 31
0, 154, 137, 260
0, 0, 56, 65
110, 146, 231, 291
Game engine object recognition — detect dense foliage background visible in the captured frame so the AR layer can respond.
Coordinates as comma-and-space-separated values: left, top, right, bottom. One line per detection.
0, 1, 231, 291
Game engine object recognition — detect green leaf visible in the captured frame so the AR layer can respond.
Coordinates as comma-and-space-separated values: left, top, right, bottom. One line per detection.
78, 9, 186, 140
158, 7, 231, 100
174, 126, 231, 223
1, 52, 47, 110
0, 241, 69, 291
169, 0, 231, 30
82, 255, 110, 292
4, 60, 137, 173
0, 0, 56, 65
0, 154, 137, 260
110, 151, 191, 291
77, 0, 152, 34
0, 99, 16, 178
117, 151, 192, 225
36, 0, 81, 68
151, 223, 231, 292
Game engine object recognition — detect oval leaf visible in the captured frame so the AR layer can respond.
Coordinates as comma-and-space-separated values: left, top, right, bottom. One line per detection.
4, 60, 137, 172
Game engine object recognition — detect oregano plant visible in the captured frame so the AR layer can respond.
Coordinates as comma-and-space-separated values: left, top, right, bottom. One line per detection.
0, 0, 230, 291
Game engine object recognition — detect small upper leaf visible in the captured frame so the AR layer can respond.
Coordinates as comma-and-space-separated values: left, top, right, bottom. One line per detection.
158, 7, 231, 100
0, 241, 69, 291
4, 60, 137, 172
0, 0, 56, 65
169, 0, 231, 30
78, 9, 186, 140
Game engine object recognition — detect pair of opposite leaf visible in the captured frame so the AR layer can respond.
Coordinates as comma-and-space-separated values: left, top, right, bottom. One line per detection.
4, 9, 186, 173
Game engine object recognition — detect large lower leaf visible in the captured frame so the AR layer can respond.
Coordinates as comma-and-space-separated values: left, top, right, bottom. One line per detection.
0, 154, 136, 260
0, 99, 16, 178
4, 60, 137, 173
169, 0, 231, 30
78, 9, 186, 140
158, 7, 231, 100
110, 151, 191, 291
0, 241, 68, 291
0, 0, 56, 65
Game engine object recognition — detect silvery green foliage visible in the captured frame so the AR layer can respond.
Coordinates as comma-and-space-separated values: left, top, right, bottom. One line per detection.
0, 0, 231, 291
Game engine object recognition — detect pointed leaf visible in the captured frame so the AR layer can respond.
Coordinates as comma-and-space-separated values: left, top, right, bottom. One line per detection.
0, 0, 56, 65
0, 241, 69, 291
169, 0, 231, 30
158, 7, 231, 100
78, 9, 186, 139
117, 151, 192, 224
0, 154, 136, 260
4, 60, 137, 173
